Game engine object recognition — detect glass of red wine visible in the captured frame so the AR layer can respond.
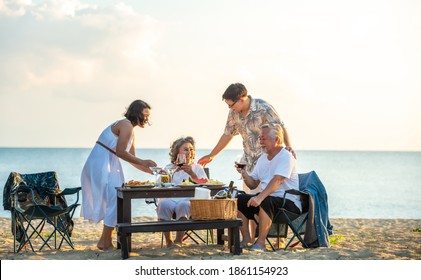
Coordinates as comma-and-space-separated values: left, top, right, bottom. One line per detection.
176, 154, 187, 168
234, 155, 247, 179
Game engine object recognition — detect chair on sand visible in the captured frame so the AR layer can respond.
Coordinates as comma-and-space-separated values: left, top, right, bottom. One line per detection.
270, 188, 310, 250
270, 171, 333, 250
3, 171, 81, 253
252, 171, 332, 251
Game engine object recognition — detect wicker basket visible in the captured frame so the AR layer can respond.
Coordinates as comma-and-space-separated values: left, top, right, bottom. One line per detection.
190, 198, 237, 220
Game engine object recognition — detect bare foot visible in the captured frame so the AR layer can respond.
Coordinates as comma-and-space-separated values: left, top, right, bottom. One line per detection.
240, 241, 252, 249
103, 244, 115, 251
97, 242, 114, 251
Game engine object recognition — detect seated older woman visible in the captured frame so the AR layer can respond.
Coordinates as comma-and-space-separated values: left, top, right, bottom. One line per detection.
156, 136, 207, 247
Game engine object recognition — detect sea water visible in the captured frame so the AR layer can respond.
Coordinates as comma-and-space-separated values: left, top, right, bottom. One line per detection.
1, 148, 420, 219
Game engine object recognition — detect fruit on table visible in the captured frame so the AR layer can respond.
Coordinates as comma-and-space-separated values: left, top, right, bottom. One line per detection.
189, 177, 208, 184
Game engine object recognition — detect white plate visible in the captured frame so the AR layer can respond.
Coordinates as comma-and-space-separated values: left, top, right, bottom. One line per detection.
124, 184, 155, 188
202, 184, 225, 187
175, 184, 202, 188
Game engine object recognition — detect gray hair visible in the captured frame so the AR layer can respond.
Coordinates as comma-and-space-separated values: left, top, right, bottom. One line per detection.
261, 123, 283, 143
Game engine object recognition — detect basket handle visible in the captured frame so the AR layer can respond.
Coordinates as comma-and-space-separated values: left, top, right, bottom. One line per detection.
224, 199, 234, 211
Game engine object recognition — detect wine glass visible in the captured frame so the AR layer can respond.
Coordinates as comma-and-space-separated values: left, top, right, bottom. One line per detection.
234, 154, 247, 179
176, 154, 187, 167
149, 166, 163, 186
166, 166, 177, 183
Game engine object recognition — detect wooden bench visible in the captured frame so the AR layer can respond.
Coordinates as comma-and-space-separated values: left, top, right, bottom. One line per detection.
116, 219, 242, 259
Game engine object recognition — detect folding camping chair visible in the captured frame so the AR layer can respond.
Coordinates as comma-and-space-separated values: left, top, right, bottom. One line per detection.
3, 171, 81, 253
271, 170, 335, 250
271, 188, 310, 250
250, 173, 311, 251
254, 219, 289, 251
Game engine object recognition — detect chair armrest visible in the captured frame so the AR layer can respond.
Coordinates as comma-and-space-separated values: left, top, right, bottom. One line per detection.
59, 187, 82, 196
285, 189, 303, 196
280, 189, 304, 208
10, 184, 31, 194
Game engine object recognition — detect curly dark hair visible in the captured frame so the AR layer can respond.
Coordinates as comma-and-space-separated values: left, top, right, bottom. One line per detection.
124, 100, 151, 126
169, 136, 196, 163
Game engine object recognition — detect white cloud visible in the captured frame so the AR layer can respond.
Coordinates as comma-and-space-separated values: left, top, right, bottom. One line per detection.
0, 0, 164, 102
0, 0, 31, 17
0, 0, 420, 150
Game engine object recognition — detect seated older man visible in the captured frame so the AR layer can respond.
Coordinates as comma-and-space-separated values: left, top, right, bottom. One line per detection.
237, 123, 302, 251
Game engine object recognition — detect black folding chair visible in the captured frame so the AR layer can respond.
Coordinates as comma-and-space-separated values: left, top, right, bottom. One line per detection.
271, 188, 310, 250
247, 173, 310, 251
3, 171, 81, 253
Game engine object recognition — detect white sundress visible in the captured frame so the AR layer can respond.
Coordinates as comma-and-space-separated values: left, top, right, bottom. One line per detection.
80, 119, 133, 227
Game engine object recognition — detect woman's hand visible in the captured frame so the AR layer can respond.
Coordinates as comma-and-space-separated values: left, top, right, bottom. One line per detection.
285, 146, 296, 159
142, 159, 157, 174
179, 164, 196, 178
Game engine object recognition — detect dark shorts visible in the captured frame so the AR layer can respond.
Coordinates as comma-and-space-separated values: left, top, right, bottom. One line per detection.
237, 193, 300, 220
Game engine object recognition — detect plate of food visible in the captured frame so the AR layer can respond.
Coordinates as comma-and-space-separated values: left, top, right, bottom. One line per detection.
175, 178, 225, 188
125, 180, 155, 188
176, 183, 202, 188
201, 179, 225, 187
202, 183, 225, 187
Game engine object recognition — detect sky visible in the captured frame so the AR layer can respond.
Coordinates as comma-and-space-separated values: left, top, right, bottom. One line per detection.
0, 0, 420, 151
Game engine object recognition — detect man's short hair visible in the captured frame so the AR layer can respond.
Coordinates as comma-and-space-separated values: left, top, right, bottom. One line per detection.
222, 83, 248, 101
261, 123, 283, 143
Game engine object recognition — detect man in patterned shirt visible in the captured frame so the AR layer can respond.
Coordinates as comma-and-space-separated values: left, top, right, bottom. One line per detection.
198, 83, 296, 244
198, 83, 296, 195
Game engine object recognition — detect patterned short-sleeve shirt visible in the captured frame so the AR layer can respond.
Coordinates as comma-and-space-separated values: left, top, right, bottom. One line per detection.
223, 96, 285, 172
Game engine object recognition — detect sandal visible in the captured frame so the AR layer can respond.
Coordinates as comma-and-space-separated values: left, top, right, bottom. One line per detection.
249, 243, 267, 252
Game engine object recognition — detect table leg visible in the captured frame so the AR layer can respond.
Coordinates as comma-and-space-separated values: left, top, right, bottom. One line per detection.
217, 228, 224, 245
231, 226, 241, 255
117, 196, 122, 249
123, 197, 132, 251
119, 232, 129, 260
117, 194, 132, 250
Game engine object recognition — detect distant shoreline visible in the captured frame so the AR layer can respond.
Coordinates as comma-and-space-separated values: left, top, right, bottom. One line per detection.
1, 147, 421, 153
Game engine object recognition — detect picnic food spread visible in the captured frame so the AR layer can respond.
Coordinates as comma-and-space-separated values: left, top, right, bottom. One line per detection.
126, 180, 154, 186
181, 177, 224, 185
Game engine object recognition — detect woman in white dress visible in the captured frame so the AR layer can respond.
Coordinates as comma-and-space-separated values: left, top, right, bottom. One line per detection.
157, 136, 207, 247
81, 100, 157, 250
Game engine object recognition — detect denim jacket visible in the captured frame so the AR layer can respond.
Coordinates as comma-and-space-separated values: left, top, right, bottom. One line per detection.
299, 171, 333, 247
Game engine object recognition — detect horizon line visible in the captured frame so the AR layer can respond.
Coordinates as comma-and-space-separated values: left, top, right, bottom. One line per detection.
0, 146, 420, 153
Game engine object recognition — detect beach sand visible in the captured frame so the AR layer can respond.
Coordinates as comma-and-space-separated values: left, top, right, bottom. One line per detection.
0, 217, 420, 260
